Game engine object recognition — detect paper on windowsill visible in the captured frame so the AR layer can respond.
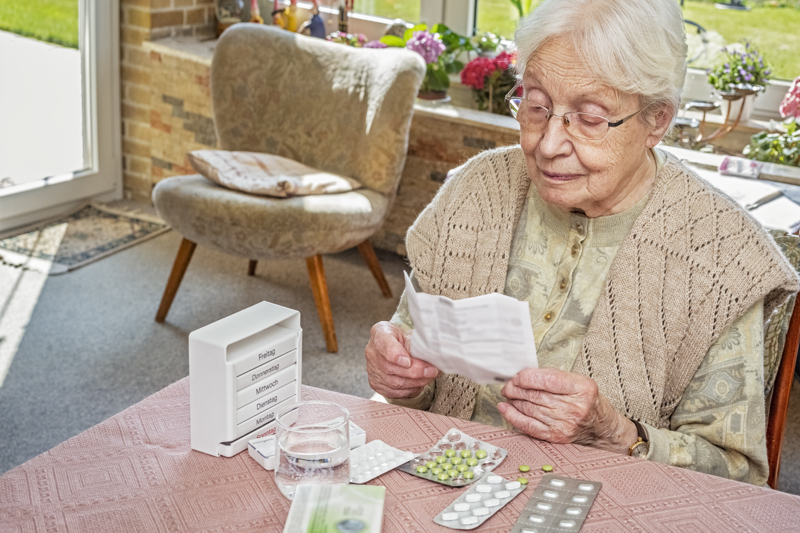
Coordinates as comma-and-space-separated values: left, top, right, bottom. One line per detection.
404, 272, 538, 385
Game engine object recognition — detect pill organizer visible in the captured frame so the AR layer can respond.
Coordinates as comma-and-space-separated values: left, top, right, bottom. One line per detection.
190, 302, 302, 457
509, 475, 602, 533
349, 440, 418, 484
398, 428, 507, 487
248, 421, 367, 471
433, 473, 527, 530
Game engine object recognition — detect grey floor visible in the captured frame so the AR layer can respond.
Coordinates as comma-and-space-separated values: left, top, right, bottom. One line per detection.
1, 229, 799, 494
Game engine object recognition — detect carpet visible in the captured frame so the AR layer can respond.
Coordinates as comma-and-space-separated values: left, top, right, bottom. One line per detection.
0, 202, 169, 275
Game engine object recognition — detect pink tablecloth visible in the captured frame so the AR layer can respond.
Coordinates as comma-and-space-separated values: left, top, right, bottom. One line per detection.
1, 378, 799, 532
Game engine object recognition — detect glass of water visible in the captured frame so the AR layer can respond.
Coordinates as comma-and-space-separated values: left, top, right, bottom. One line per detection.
275, 401, 350, 500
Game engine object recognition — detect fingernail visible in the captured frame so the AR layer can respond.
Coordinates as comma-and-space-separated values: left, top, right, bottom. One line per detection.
424, 366, 438, 378
398, 356, 411, 368
497, 402, 508, 413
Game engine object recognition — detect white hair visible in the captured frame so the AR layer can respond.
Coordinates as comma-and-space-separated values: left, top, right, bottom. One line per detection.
515, 0, 687, 117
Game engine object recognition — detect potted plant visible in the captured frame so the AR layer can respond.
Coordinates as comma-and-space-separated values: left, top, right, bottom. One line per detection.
707, 42, 772, 123
460, 51, 519, 115
743, 76, 800, 168
379, 24, 472, 101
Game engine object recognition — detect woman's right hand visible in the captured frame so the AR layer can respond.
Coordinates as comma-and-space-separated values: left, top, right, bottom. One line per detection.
365, 321, 439, 400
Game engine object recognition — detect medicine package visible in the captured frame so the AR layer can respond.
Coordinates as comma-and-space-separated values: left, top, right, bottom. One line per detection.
509, 475, 601, 533
349, 440, 417, 484
283, 484, 385, 533
398, 428, 507, 487
434, 474, 527, 530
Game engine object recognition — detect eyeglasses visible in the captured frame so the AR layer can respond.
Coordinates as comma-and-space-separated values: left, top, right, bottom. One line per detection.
504, 81, 646, 141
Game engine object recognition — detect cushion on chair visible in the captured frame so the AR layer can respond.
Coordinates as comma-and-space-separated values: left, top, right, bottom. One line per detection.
152, 175, 388, 260
187, 150, 362, 198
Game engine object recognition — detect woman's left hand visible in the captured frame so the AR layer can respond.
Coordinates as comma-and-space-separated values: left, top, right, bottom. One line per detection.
499, 368, 638, 454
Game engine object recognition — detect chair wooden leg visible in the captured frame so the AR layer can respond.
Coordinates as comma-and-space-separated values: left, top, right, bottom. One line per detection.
357, 240, 393, 298
248, 260, 258, 276
306, 255, 338, 353
155, 238, 197, 323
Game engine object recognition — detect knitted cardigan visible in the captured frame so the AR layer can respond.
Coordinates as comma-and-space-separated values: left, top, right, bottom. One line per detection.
406, 145, 800, 428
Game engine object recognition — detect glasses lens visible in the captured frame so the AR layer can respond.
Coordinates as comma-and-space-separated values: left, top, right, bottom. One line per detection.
568, 112, 609, 140
512, 100, 549, 126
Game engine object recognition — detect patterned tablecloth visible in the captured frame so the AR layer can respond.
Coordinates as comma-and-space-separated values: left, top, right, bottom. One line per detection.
1, 378, 799, 532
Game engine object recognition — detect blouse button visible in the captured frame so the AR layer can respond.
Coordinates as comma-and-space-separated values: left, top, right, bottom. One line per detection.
571, 244, 580, 257
559, 279, 567, 291
576, 223, 583, 233
543, 312, 553, 322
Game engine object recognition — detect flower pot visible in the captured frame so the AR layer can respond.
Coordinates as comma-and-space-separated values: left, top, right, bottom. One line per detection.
417, 91, 450, 103
718, 92, 757, 124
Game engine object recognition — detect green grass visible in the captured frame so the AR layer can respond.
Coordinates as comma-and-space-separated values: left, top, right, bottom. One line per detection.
474, 0, 800, 81
353, 0, 420, 24
0, 0, 79, 49
683, 2, 800, 79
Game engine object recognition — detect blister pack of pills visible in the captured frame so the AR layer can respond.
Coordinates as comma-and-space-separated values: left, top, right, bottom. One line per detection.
509, 475, 601, 533
349, 440, 418, 484
433, 474, 526, 530
398, 428, 507, 487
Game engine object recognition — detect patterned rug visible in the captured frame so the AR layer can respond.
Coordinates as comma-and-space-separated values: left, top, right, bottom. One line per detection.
0, 203, 169, 275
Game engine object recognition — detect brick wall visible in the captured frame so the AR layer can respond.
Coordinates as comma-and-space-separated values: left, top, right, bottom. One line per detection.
120, 0, 215, 201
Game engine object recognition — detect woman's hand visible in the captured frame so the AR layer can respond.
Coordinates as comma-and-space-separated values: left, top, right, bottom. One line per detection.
365, 321, 439, 400
499, 368, 638, 454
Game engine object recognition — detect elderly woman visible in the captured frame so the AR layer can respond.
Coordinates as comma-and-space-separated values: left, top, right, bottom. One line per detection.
364, 0, 799, 485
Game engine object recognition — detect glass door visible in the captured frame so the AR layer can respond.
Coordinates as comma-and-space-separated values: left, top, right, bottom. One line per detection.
0, 0, 120, 232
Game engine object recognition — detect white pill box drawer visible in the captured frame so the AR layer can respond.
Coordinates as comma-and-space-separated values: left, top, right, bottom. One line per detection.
237, 365, 298, 422
236, 349, 297, 393
190, 302, 302, 457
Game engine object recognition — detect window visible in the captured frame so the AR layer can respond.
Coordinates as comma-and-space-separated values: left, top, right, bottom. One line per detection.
352, 0, 421, 22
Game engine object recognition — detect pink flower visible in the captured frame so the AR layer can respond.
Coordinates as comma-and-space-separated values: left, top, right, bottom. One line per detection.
405, 31, 446, 64
780, 76, 800, 119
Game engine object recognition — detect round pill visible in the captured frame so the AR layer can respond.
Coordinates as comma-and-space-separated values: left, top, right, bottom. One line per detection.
518, 465, 530, 472
454, 503, 470, 512
559, 520, 577, 528
476, 484, 492, 493
435, 456, 447, 464
465, 494, 482, 503
475, 450, 488, 459
536, 502, 552, 511
442, 463, 453, 471
426, 461, 436, 469
542, 465, 554, 472
457, 464, 469, 472
442, 512, 459, 521
529, 514, 546, 524
487, 475, 503, 484
450, 457, 462, 465
484, 498, 500, 507
505, 481, 521, 490
432, 467, 442, 475
460, 450, 472, 458
466, 458, 479, 467
543, 490, 559, 499
566, 508, 583, 516
472, 507, 489, 517
444, 449, 456, 458
463, 471, 475, 479
437, 472, 449, 481
460, 517, 478, 526
578, 483, 595, 491
572, 495, 588, 503
416, 466, 428, 473
550, 479, 566, 487
449, 470, 461, 478
495, 490, 511, 499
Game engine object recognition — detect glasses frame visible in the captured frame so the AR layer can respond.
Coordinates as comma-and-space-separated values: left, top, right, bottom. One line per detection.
504, 81, 647, 140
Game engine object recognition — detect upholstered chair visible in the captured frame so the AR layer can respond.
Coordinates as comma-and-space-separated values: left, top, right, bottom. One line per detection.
152, 25, 425, 352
